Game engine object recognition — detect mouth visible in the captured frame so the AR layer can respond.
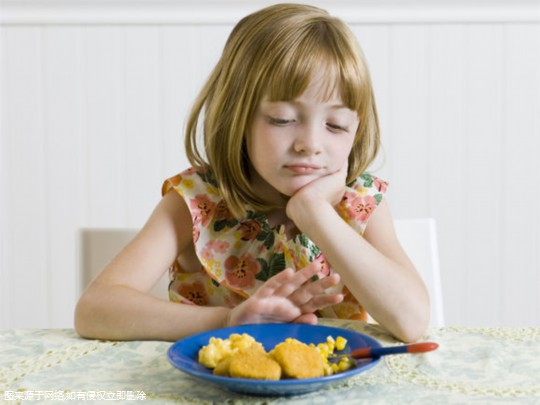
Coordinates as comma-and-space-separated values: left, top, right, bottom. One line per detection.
284, 163, 323, 175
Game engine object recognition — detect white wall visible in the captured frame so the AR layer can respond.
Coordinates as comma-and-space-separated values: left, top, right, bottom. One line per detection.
1, 0, 539, 329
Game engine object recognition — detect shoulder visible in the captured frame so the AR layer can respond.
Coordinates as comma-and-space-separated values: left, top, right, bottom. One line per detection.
162, 168, 240, 231
162, 168, 221, 200
347, 173, 388, 198
338, 173, 389, 233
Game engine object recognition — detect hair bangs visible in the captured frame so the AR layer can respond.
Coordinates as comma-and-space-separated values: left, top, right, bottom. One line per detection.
262, 21, 367, 115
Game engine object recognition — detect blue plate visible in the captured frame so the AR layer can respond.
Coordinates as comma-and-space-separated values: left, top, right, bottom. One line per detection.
167, 323, 381, 396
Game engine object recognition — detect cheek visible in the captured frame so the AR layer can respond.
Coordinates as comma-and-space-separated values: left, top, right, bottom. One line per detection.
249, 127, 283, 162
247, 131, 276, 172
331, 137, 356, 166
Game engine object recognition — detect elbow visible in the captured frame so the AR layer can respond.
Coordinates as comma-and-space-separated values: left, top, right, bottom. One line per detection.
396, 321, 429, 343
398, 285, 432, 343
74, 293, 99, 339
392, 320, 429, 343
74, 297, 90, 339
386, 297, 430, 343
376, 313, 429, 343
396, 305, 431, 343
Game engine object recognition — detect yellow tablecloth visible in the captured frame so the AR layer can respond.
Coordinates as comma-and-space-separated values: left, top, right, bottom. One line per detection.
1, 319, 539, 404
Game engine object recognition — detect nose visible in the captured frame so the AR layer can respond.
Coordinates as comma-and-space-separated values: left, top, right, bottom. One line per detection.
293, 124, 322, 155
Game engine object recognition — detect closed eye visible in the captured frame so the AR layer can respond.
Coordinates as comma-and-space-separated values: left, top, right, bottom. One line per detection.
327, 123, 348, 132
268, 116, 294, 126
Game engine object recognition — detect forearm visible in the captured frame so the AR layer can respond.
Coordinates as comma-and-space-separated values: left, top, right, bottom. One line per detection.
74, 283, 229, 341
290, 201, 429, 342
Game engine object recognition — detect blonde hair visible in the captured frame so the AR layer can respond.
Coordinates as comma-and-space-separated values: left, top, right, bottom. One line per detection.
185, 3, 380, 217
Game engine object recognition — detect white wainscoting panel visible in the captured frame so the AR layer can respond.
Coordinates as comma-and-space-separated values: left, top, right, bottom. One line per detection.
1, 0, 539, 329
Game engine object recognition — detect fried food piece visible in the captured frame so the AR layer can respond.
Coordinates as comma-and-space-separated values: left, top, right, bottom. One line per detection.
271, 338, 324, 379
213, 344, 266, 377
228, 347, 282, 380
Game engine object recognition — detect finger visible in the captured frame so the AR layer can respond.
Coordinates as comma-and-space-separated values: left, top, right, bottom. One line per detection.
232, 293, 303, 325
254, 296, 303, 321
254, 267, 295, 299
312, 272, 341, 289
289, 273, 341, 305
292, 313, 318, 325
272, 263, 319, 297
300, 293, 344, 314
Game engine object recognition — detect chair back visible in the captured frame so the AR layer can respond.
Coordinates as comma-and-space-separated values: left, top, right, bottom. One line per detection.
394, 218, 445, 326
79, 228, 169, 300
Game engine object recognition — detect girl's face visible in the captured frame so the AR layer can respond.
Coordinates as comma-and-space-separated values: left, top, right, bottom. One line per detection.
247, 74, 360, 205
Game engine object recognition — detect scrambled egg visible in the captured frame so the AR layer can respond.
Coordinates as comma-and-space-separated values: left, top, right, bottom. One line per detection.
198, 333, 263, 368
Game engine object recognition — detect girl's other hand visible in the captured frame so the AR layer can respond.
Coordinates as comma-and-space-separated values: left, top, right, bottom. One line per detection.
225, 261, 343, 327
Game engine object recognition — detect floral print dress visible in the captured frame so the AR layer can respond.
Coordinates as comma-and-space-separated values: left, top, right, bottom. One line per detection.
162, 167, 388, 321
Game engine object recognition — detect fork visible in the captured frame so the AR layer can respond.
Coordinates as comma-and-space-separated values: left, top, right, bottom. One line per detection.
333, 341, 439, 359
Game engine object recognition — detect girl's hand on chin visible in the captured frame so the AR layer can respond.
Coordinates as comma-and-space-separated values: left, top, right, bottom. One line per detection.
286, 161, 348, 219
225, 262, 343, 327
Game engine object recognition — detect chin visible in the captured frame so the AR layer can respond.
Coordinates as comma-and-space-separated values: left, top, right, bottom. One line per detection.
259, 173, 321, 199
278, 180, 313, 196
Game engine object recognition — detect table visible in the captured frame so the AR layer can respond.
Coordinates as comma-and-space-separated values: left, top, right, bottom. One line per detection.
1, 319, 539, 404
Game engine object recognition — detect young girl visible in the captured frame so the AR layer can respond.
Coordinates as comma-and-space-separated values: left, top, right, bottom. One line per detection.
75, 3, 429, 343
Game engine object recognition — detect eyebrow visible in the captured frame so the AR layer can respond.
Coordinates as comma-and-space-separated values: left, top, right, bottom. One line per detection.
328, 103, 350, 110
262, 99, 352, 111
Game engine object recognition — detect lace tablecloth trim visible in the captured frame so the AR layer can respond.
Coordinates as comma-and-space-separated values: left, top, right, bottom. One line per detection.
386, 356, 540, 397
385, 327, 540, 398
436, 326, 540, 341
0, 340, 117, 386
